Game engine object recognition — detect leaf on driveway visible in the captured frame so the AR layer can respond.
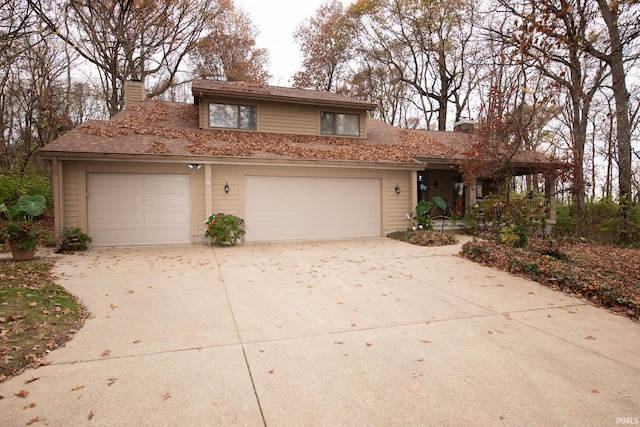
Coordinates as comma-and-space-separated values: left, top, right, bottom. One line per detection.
162, 392, 172, 401
584, 335, 596, 340
26, 417, 45, 425
88, 411, 94, 420
110, 303, 118, 310
366, 342, 372, 347
22, 402, 36, 409
268, 369, 275, 374
591, 388, 600, 393
420, 339, 431, 344
15, 389, 28, 398
24, 376, 40, 384
71, 385, 85, 391
100, 349, 110, 357
107, 377, 117, 386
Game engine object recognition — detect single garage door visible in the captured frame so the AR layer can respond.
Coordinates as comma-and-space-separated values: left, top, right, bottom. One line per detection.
87, 173, 190, 246
245, 176, 381, 242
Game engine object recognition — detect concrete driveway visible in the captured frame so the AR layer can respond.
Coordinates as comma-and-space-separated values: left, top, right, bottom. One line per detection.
1, 237, 639, 426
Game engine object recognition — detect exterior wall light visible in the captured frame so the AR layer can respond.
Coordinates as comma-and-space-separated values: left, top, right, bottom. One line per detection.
395, 184, 401, 194
187, 163, 202, 170
224, 182, 230, 193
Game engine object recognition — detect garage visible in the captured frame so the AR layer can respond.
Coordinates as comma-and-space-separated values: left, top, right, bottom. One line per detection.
244, 176, 381, 242
87, 173, 191, 246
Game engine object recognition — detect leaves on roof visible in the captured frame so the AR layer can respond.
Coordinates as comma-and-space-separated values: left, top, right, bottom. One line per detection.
68, 101, 549, 164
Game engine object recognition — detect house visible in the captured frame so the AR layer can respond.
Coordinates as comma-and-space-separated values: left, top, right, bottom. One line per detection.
39, 79, 559, 247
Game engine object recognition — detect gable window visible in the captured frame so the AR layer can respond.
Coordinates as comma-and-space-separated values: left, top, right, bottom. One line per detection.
321, 112, 360, 136
209, 103, 257, 130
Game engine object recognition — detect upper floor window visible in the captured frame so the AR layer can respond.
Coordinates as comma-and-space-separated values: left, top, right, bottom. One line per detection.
209, 103, 257, 130
321, 112, 360, 136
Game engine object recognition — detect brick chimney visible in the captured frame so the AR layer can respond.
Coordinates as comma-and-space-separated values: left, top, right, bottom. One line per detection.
124, 80, 146, 108
453, 118, 475, 134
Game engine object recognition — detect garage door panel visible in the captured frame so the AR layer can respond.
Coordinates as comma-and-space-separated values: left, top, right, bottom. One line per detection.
142, 193, 189, 207
91, 194, 141, 208
91, 211, 142, 225
245, 176, 380, 242
88, 173, 190, 246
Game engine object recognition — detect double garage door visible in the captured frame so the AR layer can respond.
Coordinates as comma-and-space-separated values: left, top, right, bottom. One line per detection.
87, 173, 191, 247
245, 176, 381, 242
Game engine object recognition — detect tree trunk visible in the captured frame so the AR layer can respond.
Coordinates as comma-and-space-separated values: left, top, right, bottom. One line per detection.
596, 0, 632, 200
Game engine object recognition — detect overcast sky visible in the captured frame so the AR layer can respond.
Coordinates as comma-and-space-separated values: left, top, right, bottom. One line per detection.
233, 0, 351, 86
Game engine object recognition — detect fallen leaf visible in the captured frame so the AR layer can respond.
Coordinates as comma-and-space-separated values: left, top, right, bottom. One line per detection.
23, 402, 36, 409
26, 417, 43, 425
212, 401, 221, 405
584, 335, 596, 340
502, 312, 512, 320
126, 290, 134, 294
162, 392, 172, 401
268, 369, 274, 374
488, 304, 495, 309
15, 389, 28, 398
420, 339, 431, 344
334, 341, 344, 345
100, 349, 111, 357
132, 340, 141, 344
110, 303, 118, 310
71, 385, 85, 391
591, 388, 600, 393
24, 376, 40, 384
107, 377, 117, 386
88, 411, 94, 420
366, 342, 372, 347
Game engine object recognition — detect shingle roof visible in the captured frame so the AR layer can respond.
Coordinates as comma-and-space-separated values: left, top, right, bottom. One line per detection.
192, 79, 377, 110
39, 100, 553, 167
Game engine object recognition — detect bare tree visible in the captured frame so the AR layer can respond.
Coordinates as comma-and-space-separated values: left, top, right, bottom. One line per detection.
351, 0, 480, 130
491, 0, 608, 216
29, 0, 224, 117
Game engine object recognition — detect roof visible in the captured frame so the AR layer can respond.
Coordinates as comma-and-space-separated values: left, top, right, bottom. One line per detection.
39, 100, 556, 169
192, 79, 378, 110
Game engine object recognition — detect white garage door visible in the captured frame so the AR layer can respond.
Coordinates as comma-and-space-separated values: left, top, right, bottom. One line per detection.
87, 173, 190, 246
245, 176, 381, 242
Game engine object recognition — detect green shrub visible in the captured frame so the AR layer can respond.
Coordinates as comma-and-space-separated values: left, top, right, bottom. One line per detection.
0, 170, 52, 208
58, 228, 92, 251
205, 213, 246, 245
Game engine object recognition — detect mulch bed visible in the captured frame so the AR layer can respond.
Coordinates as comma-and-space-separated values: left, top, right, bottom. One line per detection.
460, 237, 640, 321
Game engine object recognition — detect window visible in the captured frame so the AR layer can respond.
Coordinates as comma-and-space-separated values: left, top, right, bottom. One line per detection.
209, 103, 257, 130
321, 112, 360, 136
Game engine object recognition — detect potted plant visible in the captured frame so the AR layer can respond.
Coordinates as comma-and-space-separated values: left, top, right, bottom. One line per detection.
0, 194, 48, 260
205, 213, 246, 246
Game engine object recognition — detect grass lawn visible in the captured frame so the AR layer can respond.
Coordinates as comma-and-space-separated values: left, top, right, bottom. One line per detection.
0, 256, 86, 382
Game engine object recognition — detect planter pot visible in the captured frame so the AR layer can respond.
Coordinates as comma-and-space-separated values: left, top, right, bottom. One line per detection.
9, 244, 36, 261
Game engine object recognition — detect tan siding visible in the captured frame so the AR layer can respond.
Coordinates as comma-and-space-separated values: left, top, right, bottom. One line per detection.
199, 95, 367, 138
383, 170, 413, 234
62, 161, 79, 230
259, 102, 318, 135
210, 164, 240, 216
